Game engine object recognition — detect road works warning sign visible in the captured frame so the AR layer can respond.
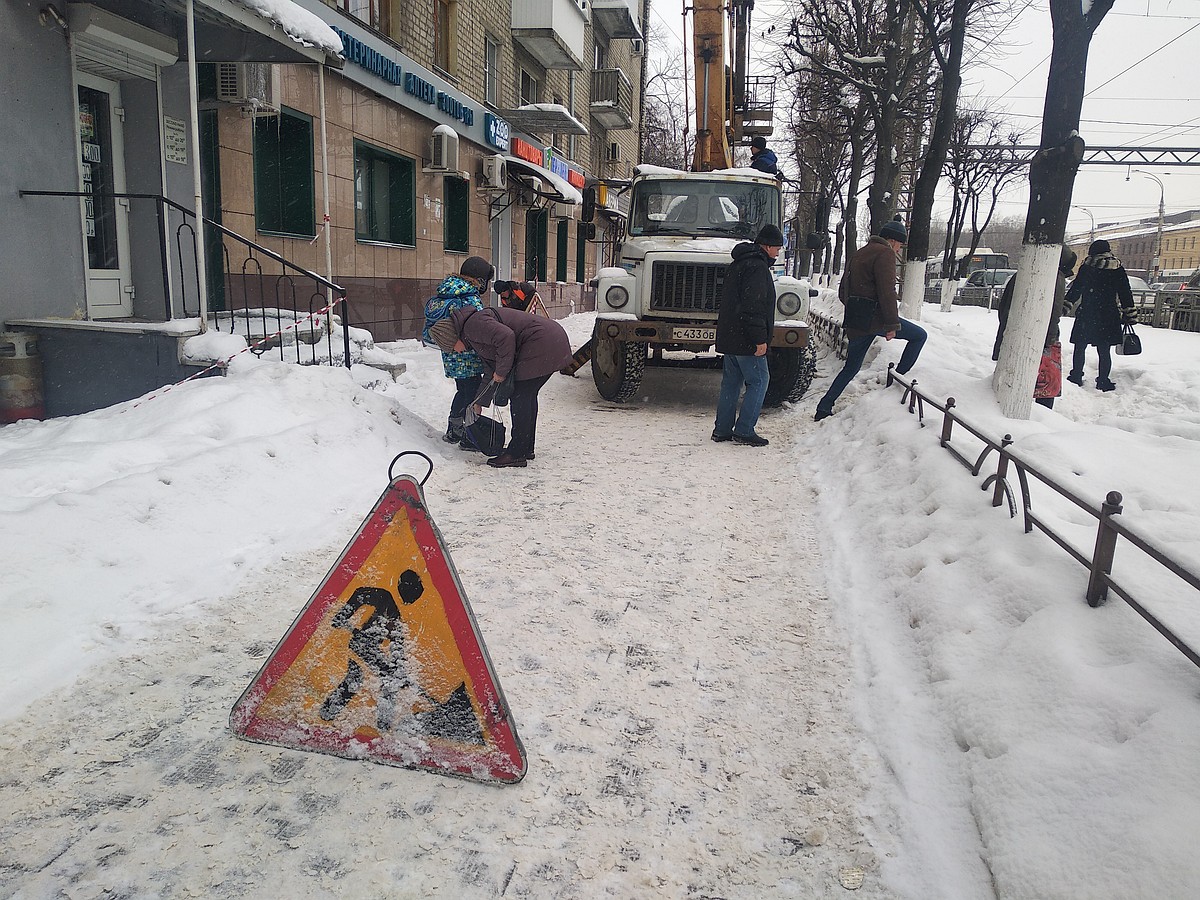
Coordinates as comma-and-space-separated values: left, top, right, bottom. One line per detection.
230, 473, 526, 783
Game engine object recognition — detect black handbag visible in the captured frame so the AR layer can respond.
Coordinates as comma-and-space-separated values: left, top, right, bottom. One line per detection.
1116, 323, 1141, 356
843, 295, 878, 331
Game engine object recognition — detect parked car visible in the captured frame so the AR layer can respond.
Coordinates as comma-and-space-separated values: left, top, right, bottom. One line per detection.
1127, 275, 1151, 292
963, 268, 1017, 288
955, 268, 1017, 307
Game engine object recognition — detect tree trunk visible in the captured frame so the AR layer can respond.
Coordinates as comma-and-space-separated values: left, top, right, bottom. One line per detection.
994, 0, 1113, 419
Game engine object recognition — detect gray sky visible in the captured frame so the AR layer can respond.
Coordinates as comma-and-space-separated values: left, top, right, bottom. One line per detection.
647, 0, 1200, 241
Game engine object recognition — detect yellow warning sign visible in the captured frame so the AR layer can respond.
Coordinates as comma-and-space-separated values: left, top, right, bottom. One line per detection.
230, 467, 526, 783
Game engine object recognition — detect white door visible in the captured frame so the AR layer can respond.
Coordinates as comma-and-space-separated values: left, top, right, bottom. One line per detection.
491, 200, 512, 287
76, 72, 133, 318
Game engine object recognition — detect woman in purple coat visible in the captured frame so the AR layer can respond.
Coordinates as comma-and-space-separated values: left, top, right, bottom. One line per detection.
429, 306, 571, 468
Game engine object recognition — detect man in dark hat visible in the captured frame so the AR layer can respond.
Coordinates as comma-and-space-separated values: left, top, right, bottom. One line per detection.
814, 217, 927, 421
712, 223, 785, 447
748, 137, 779, 176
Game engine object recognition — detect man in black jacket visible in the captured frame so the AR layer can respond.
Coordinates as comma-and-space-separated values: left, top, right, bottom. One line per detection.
712, 224, 783, 447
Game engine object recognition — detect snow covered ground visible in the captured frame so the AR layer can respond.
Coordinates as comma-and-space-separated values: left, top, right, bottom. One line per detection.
1, 301, 1198, 898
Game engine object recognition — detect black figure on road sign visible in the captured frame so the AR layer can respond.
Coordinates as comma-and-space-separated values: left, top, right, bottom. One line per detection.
319, 568, 424, 729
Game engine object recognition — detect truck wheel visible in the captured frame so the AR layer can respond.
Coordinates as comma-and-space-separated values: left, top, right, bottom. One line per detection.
592, 336, 646, 402
763, 344, 816, 407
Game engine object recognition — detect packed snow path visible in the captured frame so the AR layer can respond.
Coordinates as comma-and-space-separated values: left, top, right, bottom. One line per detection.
0, 361, 895, 898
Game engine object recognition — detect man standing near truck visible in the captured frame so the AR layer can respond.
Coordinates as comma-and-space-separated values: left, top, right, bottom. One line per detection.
712, 224, 785, 447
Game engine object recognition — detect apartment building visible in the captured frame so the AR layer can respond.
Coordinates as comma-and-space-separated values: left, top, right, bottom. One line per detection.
1067, 209, 1200, 282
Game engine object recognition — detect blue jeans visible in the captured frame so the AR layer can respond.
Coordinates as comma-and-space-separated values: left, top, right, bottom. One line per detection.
714, 353, 770, 437
817, 318, 927, 415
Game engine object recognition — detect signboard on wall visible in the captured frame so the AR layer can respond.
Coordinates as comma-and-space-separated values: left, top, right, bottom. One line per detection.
163, 115, 187, 165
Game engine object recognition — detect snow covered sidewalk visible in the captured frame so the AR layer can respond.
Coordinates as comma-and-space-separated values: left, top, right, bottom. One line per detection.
0, 334, 893, 897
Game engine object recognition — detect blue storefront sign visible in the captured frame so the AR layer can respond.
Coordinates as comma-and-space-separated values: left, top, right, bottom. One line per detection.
484, 113, 510, 152
331, 28, 402, 85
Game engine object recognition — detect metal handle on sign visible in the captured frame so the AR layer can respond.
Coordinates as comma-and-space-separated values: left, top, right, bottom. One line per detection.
388, 450, 433, 486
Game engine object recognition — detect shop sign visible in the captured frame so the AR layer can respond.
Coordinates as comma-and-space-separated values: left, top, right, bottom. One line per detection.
511, 137, 544, 167
163, 115, 187, 165
544, 149, 570, 182
566, 167, 586, 189
333, 28, 403, 85
484, 113, 510, 151
436, 91, 474, 126
404, 71, 438, 105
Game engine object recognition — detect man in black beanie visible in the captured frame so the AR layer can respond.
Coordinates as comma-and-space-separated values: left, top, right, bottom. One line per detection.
712, 223, 785, 446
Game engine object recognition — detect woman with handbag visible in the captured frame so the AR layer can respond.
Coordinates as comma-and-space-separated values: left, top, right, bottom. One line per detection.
1062, 239, 1137, 392
428, 306, 571, 469
992, 246, 1076, 409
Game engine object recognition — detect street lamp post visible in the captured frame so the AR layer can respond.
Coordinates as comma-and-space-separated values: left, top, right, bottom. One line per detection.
1073, 205, 1096, 242
1129, 169, 1165, 280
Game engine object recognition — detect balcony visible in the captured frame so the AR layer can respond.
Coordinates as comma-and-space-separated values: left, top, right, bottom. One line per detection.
590, 0, 643, 40
590, 68, 634, 130
511, 0, 587, 70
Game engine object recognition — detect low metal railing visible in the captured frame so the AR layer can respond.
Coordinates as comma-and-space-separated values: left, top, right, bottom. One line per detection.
19, 190, 352, 367
883, 365, 1200, 671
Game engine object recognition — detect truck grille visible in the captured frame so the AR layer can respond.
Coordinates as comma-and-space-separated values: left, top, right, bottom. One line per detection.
649, 262, 727, 313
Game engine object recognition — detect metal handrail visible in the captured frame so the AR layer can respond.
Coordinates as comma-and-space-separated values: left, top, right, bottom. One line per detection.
883, 365, 1200, 671
19, 190, 351, 367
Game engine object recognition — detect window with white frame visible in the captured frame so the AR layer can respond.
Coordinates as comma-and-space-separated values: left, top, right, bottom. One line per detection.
484, 37, 500, 106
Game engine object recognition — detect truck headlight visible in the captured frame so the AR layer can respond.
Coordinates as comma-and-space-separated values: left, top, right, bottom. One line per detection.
606, 285, 630, 309
777, 292, 801, 316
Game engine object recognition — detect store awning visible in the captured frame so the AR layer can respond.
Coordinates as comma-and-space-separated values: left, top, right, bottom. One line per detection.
495, 104, 588, 136
159, 0, 345, 65
506, 157, 583, 205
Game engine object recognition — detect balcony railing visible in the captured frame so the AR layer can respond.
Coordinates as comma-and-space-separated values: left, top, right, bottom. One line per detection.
590, 68, 634, 130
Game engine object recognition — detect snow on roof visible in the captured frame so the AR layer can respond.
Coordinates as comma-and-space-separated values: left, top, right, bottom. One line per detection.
633, 164, 779, 182
233, 0, 345, 56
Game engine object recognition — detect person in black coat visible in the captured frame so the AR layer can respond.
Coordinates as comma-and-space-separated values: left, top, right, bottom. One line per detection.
1063, 239, 1137, 392
712, 224, 783, 446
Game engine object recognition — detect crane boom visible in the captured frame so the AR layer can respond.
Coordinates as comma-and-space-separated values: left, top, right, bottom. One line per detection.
691, 0, 731, 171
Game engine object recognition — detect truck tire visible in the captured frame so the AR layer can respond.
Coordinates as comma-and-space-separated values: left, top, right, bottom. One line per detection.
592, 336, 646, 402
763, 344, 816, 407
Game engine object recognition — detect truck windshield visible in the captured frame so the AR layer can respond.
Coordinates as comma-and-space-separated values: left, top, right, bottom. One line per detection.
628, 179, 781, 240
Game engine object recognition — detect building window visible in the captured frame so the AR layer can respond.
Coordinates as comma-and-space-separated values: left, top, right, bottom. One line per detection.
556, 219, 569, 281
434, 0, 456, 74
576, 222, 588, 282
443, 175, 469, 252
354, 141, 415, 246
253, 108, 315, 237
520, 69, 539, 106
525, 208, 548, 280
594, 41, 607, 69
484, 37, 500, 106
335, 0, 381, 31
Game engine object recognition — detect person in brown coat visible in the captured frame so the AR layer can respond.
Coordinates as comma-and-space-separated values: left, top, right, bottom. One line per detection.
429, 306, 571, 468
814, 219, 927, 420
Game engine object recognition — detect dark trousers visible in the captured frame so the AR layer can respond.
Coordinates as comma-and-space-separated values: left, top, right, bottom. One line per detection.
1071, 343, 1112, 383
817, 318, 927, 415
449, 375, 483, 420
507, 374, 552, 458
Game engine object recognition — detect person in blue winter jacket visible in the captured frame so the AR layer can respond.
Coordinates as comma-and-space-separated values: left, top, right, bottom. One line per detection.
748, 136, 778, 175
423, 256, 494, 442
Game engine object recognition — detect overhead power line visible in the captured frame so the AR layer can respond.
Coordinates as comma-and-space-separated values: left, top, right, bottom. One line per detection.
1084, 20, 1200, 97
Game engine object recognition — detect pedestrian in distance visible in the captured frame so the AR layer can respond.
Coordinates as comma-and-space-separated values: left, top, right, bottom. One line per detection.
814, 218, 927, 421
992, 246, 1077, 409
428, 306, 571, 468
712, 223, 785, 447
748, 136, 779, 176
423, 256, 494, 443
1063, 239, 1137, 392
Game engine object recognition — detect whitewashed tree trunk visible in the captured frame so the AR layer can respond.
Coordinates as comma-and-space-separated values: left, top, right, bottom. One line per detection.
900, 257, 927, 320
940, 278, 959, 312
993, 243, 1061, 419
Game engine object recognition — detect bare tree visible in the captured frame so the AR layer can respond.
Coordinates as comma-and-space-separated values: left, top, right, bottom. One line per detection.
994, 0, 1116, 419
641, 26, 694, 169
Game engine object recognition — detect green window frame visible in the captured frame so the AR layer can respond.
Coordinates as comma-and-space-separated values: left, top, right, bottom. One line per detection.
525, 208, 548, 281
556, 219, 569, 282
253, 108, 315, 238
576, 222, 588, 283
443, 175, 469, 252
354, 141, 415, 246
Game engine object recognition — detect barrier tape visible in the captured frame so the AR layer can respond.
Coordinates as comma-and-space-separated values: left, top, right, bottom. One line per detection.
125, 297, 345, 412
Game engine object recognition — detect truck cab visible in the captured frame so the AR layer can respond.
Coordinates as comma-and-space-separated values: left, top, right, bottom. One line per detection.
590, 167, 814, 404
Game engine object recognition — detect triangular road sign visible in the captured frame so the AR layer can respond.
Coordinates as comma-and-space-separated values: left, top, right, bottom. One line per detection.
230, 472, 526, 783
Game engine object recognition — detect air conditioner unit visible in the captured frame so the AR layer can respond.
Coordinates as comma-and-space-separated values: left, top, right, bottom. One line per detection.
605, 142, 622, 163
552, 201, 574, 220
482, 154, 507, 190
215, 62, 279, 116
630, 39, 644, 56
428, 125, 459, 171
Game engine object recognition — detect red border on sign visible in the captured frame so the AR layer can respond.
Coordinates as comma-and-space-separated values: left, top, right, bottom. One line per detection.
230, 476, 526, 783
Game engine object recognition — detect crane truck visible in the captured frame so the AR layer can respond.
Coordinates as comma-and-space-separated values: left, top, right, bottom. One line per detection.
584, 0, 815, 405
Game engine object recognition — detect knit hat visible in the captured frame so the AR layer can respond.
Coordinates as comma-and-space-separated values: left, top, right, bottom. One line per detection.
879, 218, 908, 244
427, 319, 459, 353
1060, 246, 1078, 274
1088, 239, 1111, 256
750, 136, 767, 151
460, 256, 495, 281
755, 224, 785, 247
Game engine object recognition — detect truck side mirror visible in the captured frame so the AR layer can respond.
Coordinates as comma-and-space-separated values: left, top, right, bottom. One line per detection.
584, 222, 597, 240
582, 187, 596, 224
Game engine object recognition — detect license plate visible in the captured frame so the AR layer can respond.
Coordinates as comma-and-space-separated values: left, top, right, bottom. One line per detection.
671, 326, 716, 342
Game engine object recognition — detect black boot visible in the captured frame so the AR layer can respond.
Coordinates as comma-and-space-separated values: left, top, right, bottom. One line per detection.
443, 416, 465, 443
